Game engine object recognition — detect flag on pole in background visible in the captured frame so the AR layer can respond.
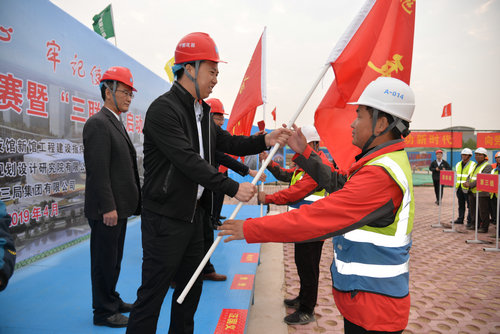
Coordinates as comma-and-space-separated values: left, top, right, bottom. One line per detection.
92, 4, 115, 39
314, 0, 416, 170
441, 103, 452, 117
226, 30, 265, 137
271, 107, 276, 122
164, 56, 175, 83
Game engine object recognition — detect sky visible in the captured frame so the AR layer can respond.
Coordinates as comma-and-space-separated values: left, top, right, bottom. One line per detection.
50, 0, 500, 132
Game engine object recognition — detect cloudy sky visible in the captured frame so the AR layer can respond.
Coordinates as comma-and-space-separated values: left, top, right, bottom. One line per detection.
51, 0, 500, 131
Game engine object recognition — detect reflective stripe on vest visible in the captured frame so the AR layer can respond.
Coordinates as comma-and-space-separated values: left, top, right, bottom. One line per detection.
470, 161, 488, 194
331, 150, 413, 298
288, 170, 326, 209
455, 160, 476, 190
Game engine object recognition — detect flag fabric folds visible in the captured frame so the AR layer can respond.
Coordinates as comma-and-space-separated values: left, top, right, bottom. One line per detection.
441, 103, 452, 117
226, 31, 264, 137
314, 0, 416, 170
271, 107, 276, 122
92, 4, 115, 39
164, 56, 175, 83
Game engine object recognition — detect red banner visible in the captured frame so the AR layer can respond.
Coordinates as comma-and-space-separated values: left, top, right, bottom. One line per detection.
315, 0, 416, 170
404, 132, 462, 148
476, 132, 500, 149
440, 170, 455, 186
477, 173, 499, 193
230, 274, 254, 290
214, 309, 247, 334
240, 252, 259, 263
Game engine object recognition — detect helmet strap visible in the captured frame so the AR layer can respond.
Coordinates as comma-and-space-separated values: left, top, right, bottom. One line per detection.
104, 81, 122, 113
182, 61, 202, 100
362, 109, 410, 152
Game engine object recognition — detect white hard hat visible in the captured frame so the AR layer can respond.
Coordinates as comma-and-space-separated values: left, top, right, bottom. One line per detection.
475, 147, 487, 155
348, 77, 415, 122
461, 148, 472, 155
302, 125, 320, 143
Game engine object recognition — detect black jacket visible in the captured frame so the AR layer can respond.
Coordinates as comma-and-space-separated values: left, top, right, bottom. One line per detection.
429, 159, 452, 181
0, 202, 16, 291
83, 108, 141, 220
142, 82, 267, 222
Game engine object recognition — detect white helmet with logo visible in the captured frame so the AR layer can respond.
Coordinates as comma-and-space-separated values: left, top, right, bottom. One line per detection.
475, 147, 487, 155
348, 77, 415, 122
461, 148, 473, 155
302, 125, 320, 143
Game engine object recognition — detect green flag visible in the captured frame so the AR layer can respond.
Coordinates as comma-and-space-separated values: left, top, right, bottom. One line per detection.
92, 4, 115, 39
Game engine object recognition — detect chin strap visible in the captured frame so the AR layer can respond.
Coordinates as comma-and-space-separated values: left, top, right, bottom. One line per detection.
361, 109, 409, 152
182, 61, 201, 100
103, 81, 122, 114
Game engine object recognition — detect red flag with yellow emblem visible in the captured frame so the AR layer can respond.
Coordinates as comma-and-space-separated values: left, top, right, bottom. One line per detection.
315, 0, 416, 170
227, 31, 264, 137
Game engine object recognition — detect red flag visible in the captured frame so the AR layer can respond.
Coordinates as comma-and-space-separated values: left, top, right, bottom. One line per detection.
441, 103, 452, 117
271, 107, 276, 122
227, 31, 264, 137
314, 0, 416, 170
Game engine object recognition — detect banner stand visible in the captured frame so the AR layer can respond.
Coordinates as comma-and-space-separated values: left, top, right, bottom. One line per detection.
484, 174, 500, 252
444, 171, 457, 233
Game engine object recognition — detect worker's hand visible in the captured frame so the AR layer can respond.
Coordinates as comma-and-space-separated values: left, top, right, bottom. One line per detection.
257, 191, 267, 204
255, 129, 267, 135
249, 169, 266, 182
288, 124, 307, 154
235, 182, 257, 202
218, 220, 245, 242
259, 151, 269, 162
264, 124, 292, 148
103, 210, 118, 226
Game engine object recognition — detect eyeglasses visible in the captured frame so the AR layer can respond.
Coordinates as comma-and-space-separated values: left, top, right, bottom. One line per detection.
116, 89, 134, 99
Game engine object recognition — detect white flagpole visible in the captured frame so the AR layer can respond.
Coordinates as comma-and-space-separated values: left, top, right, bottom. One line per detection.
109, 4, 117, 47
260, 27, 267, 218
178, 0, 376, 304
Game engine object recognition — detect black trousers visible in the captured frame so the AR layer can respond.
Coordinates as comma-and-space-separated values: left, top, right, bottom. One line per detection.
202, 211, 215, 275
344, 318, 403, 334
456, 188, 471, 223
294, 240, 324, 314
468, 193, 490, 228
126, 207, 205, 334
432, 179, 444, 203
88, 218, 127, 320
489, 196, 498, 224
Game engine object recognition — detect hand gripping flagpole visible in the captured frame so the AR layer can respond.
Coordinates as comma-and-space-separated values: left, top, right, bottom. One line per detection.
177, 63, 330, 304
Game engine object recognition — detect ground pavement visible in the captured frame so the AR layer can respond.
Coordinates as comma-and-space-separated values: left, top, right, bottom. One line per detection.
245, 185, 500, 334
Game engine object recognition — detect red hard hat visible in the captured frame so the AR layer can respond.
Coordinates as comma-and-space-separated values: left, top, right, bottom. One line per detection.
100, 66, 137, 91
174, 32, 226, 65
436, 149, 443, 154
206, 98, 227, 115
495, 151, 500, 158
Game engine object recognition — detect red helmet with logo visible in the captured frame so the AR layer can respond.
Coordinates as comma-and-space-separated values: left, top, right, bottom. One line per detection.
436, 149, 443, 154
100, 66, 137, 91
174, 32, 226, 65
206, 98, 227, 115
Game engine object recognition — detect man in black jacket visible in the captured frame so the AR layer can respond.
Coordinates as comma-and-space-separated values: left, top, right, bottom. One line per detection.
429, 149, 451, 205
83, 66, 141, 328
126, 32, 290, 334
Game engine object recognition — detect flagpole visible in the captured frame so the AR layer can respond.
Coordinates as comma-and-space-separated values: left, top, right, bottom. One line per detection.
109, 3, 117, 47
177, 62, 331, 304
260, 27, 267, 218
450, 107, 453, 167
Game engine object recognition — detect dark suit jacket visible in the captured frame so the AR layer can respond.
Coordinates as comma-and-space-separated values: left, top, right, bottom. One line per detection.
83, 107, 141, 220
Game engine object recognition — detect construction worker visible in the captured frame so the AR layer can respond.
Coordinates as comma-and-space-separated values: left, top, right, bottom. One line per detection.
126, 32, 291, 334
258, 125, 339, 325
464, 147, 492, 233
488, 152, 500, 226
454, 148, 476, 225
429, 149, 451, 205
219, 77, 416, 333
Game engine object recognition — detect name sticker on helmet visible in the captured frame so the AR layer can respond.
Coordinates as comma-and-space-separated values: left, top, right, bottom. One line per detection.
384, 89, 404, 100
179, 43, 196, 48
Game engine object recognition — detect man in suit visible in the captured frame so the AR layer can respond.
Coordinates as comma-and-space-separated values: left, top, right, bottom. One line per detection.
83, 66, 141, 328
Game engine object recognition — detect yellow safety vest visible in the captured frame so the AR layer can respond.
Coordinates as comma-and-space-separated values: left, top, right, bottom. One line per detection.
469, 161, 489, 194
455, 160, 476, 191
290, 170, 326, 197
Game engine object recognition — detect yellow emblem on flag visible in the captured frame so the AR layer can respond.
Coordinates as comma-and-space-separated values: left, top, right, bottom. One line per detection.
400, 0, 415, 15
368, 54, 403, 77
164, 56, 175, 83
239, 77, 249, 95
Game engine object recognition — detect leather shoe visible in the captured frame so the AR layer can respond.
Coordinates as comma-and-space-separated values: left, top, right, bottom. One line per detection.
478, 227, 488, 233
466, 224, 475, 230
94, 313, 128, 328
453, 219, 464, 225
203, 272, 227, 281
119, 302, 133, 313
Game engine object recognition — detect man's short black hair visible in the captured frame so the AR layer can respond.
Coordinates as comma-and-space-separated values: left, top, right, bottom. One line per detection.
175, 61, 202, 81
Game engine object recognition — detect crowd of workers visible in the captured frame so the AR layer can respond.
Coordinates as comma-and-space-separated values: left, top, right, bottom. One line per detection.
1, 30, 498, 334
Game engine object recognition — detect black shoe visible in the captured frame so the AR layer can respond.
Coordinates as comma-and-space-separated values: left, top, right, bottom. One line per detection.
219, 216, 226, 220
466, 224, 475, 230
453, 219, 464, 225
94, 313, 128, 328
478, 227, 488, 233
284, 297, 300, 309
284, 310, 315, 325
119, 302, 133, 313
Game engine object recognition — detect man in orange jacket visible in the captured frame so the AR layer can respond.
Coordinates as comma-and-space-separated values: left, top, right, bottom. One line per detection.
219, 77, 415, 333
